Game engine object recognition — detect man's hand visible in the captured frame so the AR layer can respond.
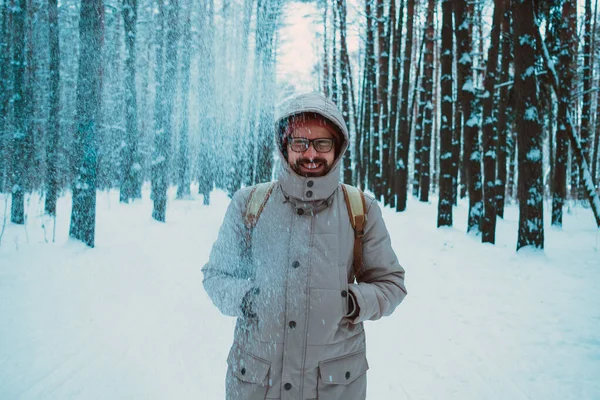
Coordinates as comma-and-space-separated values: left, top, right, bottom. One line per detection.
346, 291, 360, 319
241, 287, 260, 319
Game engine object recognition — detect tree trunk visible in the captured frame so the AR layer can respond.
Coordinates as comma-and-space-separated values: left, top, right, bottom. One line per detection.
395, 0, 415, 212
45, 0, 60, 216
419, 0, 435, 203
10, 0, 28, 224
198, 0, 215, 202
591, 0, 600, 187
495, 5, 513, 218
371, 0, 383, 199
388, 0, 403, 208
581, 0, 593, 167
594, 77, 600, 185
322, 0, 329, 98
69, 0, 104, 247
380, 0, 392, 205
437, 0, 453, 227
411, 27, 427, 199
481, 0, 504, 244
536, 10, 600, 227
177, 0, 191, 199
120, 0, 139, 203
228, 0, 255, 194
331, 3, 339, 104
454, 0, 483, 234
552, 0, 576, 226
360, 55, 371, 189
337, 0, 353, 185
513, 0, 544, 250
152, 0, 178, 222
365, 0, 376, 192
255, 0, 281, 184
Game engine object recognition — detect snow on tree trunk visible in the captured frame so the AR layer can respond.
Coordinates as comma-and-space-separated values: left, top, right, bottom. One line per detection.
120, 0, 140, 204
387, 0, 402, 208
551, 0, 576, 227
176, 0, 191, 199
394, 0, 415, 212
254, 0, 281, 184
10, 0, 28, 224
359, 56, 371, 190
364, 0, 376, 192
419, 0, 435, 203
454, 0, 483, 234
336, 0, 353, 185
513, 0, 544, 250
379, 0, 392, 205
69, 0, 104, 247
495, 5, 512, 219
581, 0, 593, 168
437, 0, 453, 227
0, 1, 10, 193
45, 0, 60, 216
481, 0, 504, 244
152, 0, 179, 222
371, 0, 384, 200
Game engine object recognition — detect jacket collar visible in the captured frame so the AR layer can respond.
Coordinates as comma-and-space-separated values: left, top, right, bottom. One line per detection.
276, 158, 341, 202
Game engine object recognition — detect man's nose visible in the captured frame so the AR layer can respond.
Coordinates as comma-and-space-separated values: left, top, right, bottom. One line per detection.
303, 142, 318, 158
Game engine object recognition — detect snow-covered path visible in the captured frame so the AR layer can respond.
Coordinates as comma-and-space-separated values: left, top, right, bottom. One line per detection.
1, 188, 598, 399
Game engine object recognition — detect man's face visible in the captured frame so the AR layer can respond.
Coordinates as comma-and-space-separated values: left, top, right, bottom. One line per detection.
286, 119, 337, 177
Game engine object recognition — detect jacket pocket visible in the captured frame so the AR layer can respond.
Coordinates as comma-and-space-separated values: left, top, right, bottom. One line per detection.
307, 288, 345, 345
317, 350, 369, 399
226, 345, 271, 400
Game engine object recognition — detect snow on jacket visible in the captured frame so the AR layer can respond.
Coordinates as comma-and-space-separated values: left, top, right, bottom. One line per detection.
202, 92, 407, 400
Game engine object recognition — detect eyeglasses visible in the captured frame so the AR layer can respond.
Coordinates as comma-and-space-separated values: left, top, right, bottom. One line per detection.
288, 138, 335, 153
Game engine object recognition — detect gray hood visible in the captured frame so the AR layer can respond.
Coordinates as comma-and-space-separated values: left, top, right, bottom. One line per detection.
274, 92, 349, 202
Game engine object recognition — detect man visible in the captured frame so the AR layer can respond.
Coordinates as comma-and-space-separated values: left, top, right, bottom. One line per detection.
202, 93, 407, 400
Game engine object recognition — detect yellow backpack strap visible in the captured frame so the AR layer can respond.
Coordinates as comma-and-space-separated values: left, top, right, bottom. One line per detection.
244, 182, 277, 230
341, 184, 367, 281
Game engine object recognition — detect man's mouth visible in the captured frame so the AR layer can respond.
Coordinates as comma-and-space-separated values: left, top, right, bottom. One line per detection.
301, 162, 323, 170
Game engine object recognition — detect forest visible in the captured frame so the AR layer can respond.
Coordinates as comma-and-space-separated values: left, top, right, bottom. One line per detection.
1, 0, 599, 249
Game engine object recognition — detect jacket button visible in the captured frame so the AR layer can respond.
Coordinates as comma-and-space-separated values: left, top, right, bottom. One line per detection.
307, 180, 314, 187
306, 190, 313, 198
292, 261, 300, 268
289, 320, 296, 329
284, 382, 292, 390
296, 208, 304, 215
341, 290, 347, 297
345, 371, 351, 380
240, 367, 246, 375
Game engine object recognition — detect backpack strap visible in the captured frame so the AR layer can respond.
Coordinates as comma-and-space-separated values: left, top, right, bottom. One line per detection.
341, 184, 367, 281
244, 182, 277, 230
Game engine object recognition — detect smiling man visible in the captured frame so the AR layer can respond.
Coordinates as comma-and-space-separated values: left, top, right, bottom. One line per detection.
202, 92, 407, 400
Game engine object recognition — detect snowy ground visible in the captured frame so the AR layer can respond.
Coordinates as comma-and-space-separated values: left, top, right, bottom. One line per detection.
1, 186, 599, 399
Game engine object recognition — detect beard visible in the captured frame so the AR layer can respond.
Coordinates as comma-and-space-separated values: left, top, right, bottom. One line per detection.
292, 156, 331, 177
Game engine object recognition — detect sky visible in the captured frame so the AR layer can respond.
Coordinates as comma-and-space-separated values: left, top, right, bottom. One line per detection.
276, 0, 363, 95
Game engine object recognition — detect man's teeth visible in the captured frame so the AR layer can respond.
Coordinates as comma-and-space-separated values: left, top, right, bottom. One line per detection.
303, 162, 320, 169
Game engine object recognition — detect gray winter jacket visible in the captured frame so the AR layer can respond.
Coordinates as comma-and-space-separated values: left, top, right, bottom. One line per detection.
202, 93, 407, 399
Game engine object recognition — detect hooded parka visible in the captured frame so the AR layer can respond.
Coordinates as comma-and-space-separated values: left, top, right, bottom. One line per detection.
202, 93, 407, 400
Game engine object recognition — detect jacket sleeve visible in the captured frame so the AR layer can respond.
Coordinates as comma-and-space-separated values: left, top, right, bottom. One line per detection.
201, 189, 257, 318
346, 198, 407, 324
